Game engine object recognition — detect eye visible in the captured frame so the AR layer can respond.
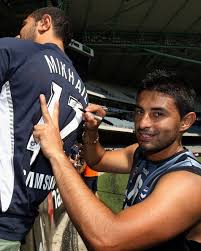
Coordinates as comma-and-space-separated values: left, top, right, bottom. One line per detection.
134, 108, 143, 115
153, 111, 164, 117
133, 108, 144, 119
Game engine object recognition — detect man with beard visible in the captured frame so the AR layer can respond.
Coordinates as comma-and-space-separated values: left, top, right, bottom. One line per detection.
33, 70, 201, 251
0, 7, 87, 251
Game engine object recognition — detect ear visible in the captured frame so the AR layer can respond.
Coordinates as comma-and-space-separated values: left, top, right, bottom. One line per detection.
179, 112, 196, 132
37, 14, 52, 32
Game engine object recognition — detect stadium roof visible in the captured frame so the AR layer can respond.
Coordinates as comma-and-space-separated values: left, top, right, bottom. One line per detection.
1, 0, 201, 93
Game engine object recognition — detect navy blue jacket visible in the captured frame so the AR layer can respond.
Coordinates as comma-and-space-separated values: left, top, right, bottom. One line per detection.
0, 37, 88, 240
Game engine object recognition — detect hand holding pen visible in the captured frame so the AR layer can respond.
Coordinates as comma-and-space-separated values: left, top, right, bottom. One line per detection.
79, 104, 113, 126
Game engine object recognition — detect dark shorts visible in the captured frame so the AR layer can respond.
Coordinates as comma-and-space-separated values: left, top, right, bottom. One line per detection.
83, 176, 98, 192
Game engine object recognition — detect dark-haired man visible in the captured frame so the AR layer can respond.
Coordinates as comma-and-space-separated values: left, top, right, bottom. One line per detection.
34, 70, 201, 251
0, 7, 87, 250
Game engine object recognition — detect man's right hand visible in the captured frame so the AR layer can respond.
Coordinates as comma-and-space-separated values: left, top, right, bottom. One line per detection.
82, 104, 106, 131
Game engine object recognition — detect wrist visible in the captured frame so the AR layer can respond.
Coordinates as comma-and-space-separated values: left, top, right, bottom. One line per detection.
82, 130, 99, 145
49, 151, 67, 165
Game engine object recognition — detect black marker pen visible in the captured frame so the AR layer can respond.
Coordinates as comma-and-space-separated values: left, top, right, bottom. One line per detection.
79, 108, 113, 126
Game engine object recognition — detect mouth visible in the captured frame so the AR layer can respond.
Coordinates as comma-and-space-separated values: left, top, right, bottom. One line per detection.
137, 132, 156, 142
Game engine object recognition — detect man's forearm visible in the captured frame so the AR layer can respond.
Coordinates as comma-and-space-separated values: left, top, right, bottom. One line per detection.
49, 153, 116, 249
82, 129, 106, 168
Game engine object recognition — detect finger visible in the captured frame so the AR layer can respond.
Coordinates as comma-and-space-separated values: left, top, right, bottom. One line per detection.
52, 101, 60, 129
33, 124, 46, 132
33, 131, 40, 143
39, 94, 52, 124
85, 103, 100, 112
34, 137, 40, 144
85, 103, 106, 117
84, 113, 101, 128
84, 110, 104, 125
84, 111, 97, 122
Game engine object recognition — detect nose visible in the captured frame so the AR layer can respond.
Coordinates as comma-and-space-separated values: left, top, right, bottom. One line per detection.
138, 113, 152, 129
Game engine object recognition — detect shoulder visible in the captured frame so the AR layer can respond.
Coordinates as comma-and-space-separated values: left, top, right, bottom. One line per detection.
0, 37, 20, 48
117, 170, 201, 249
0, 37, 36, 50
152, 170, 201, 213
156, 169, 201, 190
140, 171, 201, 232
171, 150, 201, 175
0, 37, 43, 60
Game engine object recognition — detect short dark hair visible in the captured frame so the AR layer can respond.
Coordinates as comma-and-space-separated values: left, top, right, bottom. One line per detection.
137, 69, 196, 118
30, 7, 72, 45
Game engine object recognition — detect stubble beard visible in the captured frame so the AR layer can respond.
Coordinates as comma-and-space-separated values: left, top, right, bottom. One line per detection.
138, 134, 178, 155
21, 24, 37, 41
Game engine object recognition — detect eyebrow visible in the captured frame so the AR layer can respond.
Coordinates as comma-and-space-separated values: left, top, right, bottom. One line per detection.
135, 105, 167, 112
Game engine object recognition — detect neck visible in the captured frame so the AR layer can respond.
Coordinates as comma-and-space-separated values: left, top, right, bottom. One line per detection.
53, 40, 64, 51
35, 36, 64, 51
146, 141, 184, 162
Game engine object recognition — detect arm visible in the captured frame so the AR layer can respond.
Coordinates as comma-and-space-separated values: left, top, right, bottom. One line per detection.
50, 162, 201, 250
82, 104, 138, 174
33, 95, 201, 250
